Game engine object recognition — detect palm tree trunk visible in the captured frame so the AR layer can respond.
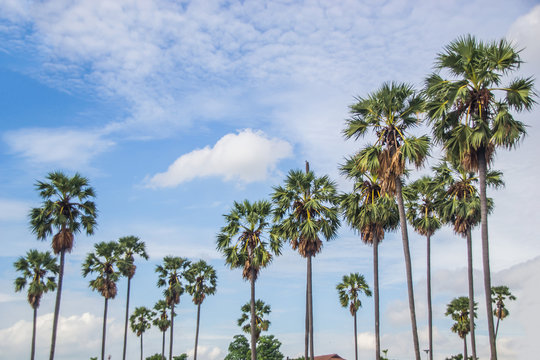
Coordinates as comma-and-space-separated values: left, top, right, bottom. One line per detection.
478, 148, 497, 360
466, 229, 477, 360
49, 249, 65, 360
305, 283, 309, 360
353, 312, 358, 360
31, 305, 37, 360
122, 276, 132, 360
308, 255, 314, 360
140, 332, 144, 360
161, 330, 166, 360
102, 297, 108, 360
194, 303, 201, 360
495, 315, 500, 340
250, 269, 257, 360
373, 236, 381, 360
426, 233, 433, 360
463, 336, 468, 360
395, 178, 421, 360
169, 304, 174, 360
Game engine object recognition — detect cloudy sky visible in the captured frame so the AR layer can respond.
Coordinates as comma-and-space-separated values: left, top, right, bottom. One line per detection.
1, 0, 539, 359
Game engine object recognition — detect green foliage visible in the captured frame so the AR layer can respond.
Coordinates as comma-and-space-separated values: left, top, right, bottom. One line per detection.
173, 354, 188, 360
156, 256, 191, 306
445, 297, 477, 339
224, 334, 283, 360
491, 285, 516, 320
14, 249, 58, 309
336, 272, 371, 316
82, 241, 120, 299
145, 354, 164, 360
403, 176, 442, 237
185, 259, 217, 305
116, 235, 148, 279
153, 299, 172, 332
130, 306, 155, 337
445, 355, 473, 360
238, 299, 271, 341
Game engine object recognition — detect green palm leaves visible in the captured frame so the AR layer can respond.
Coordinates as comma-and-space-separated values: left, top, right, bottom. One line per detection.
446, 296, 478, 360
337, 273, 371, 316
130, 306, 155, 360
491, 286, 516, 339
238, 299, 271, 341
82, 241, 120, 299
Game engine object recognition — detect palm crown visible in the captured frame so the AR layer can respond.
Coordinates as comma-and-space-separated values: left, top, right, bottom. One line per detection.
156, 256, 191, 306
116, 236, 148, 279
446, 296, 477, 339
185, 260, 217, 305
82, 241, 120, 299
336, 273, 372, 316
237, 299, 271, 341
130, 306, 155, 337
153, 300, 172, 332
404, 176, 442, 237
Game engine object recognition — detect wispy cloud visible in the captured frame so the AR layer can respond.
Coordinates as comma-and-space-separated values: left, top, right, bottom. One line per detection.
147, 129, 292, 188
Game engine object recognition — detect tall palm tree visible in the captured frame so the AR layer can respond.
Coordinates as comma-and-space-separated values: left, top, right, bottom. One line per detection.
29, 171, 97, 360
130, 306, 155, 360
82, 241, 120, 360
344, 82, 429, 360
336, 273, 372, 360
217, 199, 281, 360
153, 300, 172, 360
117, 235, 149, 360
434, 161, 503, 360
237, 299, 272, 341
404, 176, 441, 360
185, 260, 217, 360
14, 250, 59, 360
272, 163, 340, 360
339, 166, 398, 360
156, 256, 191, 360
424, 35, 536, 359
446, 296, 477, 360
491, 285, 516, 340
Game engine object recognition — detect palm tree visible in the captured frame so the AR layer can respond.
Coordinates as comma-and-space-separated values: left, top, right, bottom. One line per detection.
14, 250, 59, 360
117, 235, 149, 360
336, 273, 372, 360
82, 241, 120, 360
272, 163, 340, 360
237, 299, 272, 342
29, 171, 97, 360
130, 306, 155, 360
434, 161, 503, 360
217, 200, 281, 360
185, 260, 217, 360
404, 176, 441, 360
156, 256, 191, 360
344, 82, 429, 360
491, 285, 516, 340
153, 300, 172, 360
446, 297, 477, 360
424, 35, 536, 359
339, 166, 398, 360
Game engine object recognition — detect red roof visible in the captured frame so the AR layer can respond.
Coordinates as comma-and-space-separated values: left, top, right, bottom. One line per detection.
314, 355, 346, 360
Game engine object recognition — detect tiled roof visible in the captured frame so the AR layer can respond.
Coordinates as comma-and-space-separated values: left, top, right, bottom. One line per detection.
313, 354, 346, 360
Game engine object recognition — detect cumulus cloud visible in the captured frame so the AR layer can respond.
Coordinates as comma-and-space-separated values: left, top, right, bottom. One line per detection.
507, 5, 540, 71
3, 128, 114, 169
147, 129, 292, 188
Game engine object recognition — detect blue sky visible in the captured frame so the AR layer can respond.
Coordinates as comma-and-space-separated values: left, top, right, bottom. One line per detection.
1, 0, 540, 359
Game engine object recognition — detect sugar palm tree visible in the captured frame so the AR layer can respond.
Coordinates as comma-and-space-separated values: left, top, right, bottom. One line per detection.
14, 250, 59, 360
130, 306, 155, 360
153, 300, 172, 360
344, 82, 429, 360
272, 163, 340, 360
424, 35, 536, 359
336, 273, 372, 360
446, 297, 477, 360
117, 235, 149, 360
185, 260, 217, 360
217, 199, 281, 360
156, 256, 191, 360
339, 165, 398, 360
237, 299, 271, 342
434, 161, 503, 360
491, 285, 516, 340
82, 241, 120, 360
29, 171, 97, 360
404, 176, 441, 360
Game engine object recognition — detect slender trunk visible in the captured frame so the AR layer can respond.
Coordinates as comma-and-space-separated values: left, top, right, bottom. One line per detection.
353, 312, 358, 360
250, 269, 257, 360
31, 305, 37, 360
463, 336, 468, 360
169, 304, 174, 360
140, 332, 144, 360
478, 148, 497, 360
102, 297, 108, 360
123, 277, 132, 360
49, 249, 65, 360
427, 233, 433, 360
308, 255, 314, 360
305, 282, 309, 360
466, 229, 477, 360
395, 178, 421, 360
495, 315, 500, 340
161, 329, 166, 360
194, 303, 201, 360
373, 236, 381, 360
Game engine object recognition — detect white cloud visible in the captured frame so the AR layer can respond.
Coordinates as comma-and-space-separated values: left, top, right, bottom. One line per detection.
147, 129, 292, 188
507, 5, 540, 72
3, 128, 114, 169
0, 198, 30, 222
